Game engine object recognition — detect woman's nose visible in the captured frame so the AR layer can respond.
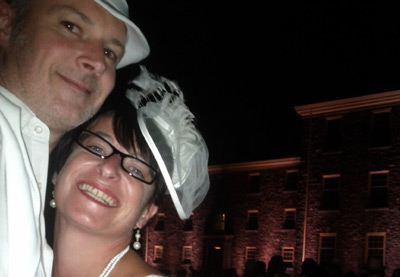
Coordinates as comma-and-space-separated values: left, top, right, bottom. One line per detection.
97, 154, 121, 179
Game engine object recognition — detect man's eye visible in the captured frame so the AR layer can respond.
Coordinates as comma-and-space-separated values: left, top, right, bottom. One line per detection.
104, 48, 117, 62
61, 21, 80, 34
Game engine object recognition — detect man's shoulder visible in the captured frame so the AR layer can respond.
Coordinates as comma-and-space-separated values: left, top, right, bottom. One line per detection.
0, 87, 24, 141
0, 86, 22, 110
0, 86, 39, 130
0, 85, 12, 100
0, 87, 21, 115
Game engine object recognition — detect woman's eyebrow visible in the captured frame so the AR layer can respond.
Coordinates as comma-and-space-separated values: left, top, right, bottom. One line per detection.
92, 130, 112, 141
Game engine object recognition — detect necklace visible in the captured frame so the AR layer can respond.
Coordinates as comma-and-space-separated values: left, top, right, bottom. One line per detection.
99, 245, 130, 277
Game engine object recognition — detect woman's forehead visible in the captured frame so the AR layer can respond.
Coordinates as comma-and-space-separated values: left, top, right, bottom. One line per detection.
87, 115, 143, 158
87, 116, 114, 137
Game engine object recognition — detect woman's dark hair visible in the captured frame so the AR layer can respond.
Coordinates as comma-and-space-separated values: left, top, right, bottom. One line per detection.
50, 96, 167, 206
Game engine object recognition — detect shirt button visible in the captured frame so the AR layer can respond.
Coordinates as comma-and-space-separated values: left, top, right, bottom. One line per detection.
38, 182, 42, 189
34, 126, 43, 134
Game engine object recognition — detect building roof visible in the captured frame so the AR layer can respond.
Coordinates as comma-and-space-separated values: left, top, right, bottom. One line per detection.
294, 90, 400, 118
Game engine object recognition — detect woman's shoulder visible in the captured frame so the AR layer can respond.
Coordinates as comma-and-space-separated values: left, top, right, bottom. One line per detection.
145, 275, 166, 277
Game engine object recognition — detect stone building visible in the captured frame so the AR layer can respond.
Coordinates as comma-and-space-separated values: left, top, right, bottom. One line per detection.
139, 90, 400, 276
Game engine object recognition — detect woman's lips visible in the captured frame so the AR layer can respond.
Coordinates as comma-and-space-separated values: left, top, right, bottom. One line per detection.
78, 183, 117, 207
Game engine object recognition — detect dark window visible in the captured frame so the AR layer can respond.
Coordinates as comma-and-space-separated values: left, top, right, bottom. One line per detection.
366, 234, 385, 263
282, 209, 296, 229
154, 214, 165, 231
370, 112, 391, 147
368, 172, 388, 208
246, 211, 258, 230
248, 174, 260, 194
319, 235, 336, 264
321, 176, 340, 210
183, 214, 193, 231
285, 171, 298, 191
323, 117, 342, 152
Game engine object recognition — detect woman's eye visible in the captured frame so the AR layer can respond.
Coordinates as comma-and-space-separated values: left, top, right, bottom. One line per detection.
87, 145, 104, 155
129, 167, 144, 178
61, 21, 80, 34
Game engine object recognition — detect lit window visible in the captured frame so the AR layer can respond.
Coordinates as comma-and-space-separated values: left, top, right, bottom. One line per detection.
318, 234, 336, 264
245, 247, 257, 262
366, 233, 386, 264
214, 213, 225, 231
283, 209, 296, 229
282, 247, 294, 263
321, 175, 340, 210
182, 246, 192, 264
246, 210, 258, 230
368, 171, 389, 208
154, 245, 164, 264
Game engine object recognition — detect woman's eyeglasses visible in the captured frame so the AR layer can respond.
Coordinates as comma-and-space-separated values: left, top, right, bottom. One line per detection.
76, 130, 157, 184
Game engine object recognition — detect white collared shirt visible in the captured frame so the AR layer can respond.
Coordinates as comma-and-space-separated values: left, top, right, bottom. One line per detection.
0, 87, 53, 276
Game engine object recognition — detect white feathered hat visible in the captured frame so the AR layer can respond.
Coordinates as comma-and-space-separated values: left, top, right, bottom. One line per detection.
126, 66, 210, 220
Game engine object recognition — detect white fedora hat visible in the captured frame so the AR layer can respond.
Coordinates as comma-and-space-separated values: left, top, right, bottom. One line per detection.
94, 0, 150, 68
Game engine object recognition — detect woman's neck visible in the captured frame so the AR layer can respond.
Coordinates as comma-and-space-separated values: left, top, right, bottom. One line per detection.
52, 217, 131, 277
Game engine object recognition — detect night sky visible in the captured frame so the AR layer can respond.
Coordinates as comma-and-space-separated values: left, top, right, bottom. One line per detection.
116, 1, 400, 165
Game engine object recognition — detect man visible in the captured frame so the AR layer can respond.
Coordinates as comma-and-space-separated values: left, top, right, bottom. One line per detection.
0, 0, 149, 275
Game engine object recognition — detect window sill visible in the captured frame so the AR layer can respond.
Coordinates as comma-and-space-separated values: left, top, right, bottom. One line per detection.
365, 206, 389, 212
245, 229, 258, 233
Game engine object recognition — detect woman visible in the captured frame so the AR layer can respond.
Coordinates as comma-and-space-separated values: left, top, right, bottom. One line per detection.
49, 67, 210, 276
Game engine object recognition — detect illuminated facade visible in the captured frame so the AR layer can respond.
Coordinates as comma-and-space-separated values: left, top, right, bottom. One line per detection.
140, 90, 400, 276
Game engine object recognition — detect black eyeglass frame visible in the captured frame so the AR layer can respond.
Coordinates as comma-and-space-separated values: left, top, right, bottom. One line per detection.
75, 130, 158, 184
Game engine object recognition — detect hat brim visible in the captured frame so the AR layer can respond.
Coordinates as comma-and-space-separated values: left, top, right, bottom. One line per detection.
137, 113, 189, 220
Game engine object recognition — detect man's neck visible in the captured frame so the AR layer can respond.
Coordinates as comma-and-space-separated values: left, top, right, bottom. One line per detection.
49, 132, 63, 152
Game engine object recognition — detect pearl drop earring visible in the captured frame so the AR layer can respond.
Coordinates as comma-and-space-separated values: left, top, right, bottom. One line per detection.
49, 191, 56, 208
133, 229, 141, 250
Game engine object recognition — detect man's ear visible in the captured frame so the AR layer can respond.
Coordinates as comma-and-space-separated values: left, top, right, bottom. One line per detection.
0, 0, 12, 44
136, 203, 158, 229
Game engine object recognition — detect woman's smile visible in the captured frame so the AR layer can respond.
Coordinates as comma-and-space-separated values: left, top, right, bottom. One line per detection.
78, 183, 117, 207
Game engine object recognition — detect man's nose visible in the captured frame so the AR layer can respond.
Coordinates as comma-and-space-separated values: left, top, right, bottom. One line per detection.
76, 41, 106, 76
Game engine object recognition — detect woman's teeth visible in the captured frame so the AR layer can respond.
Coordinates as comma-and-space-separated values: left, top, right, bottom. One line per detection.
78, 183, 116, 207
